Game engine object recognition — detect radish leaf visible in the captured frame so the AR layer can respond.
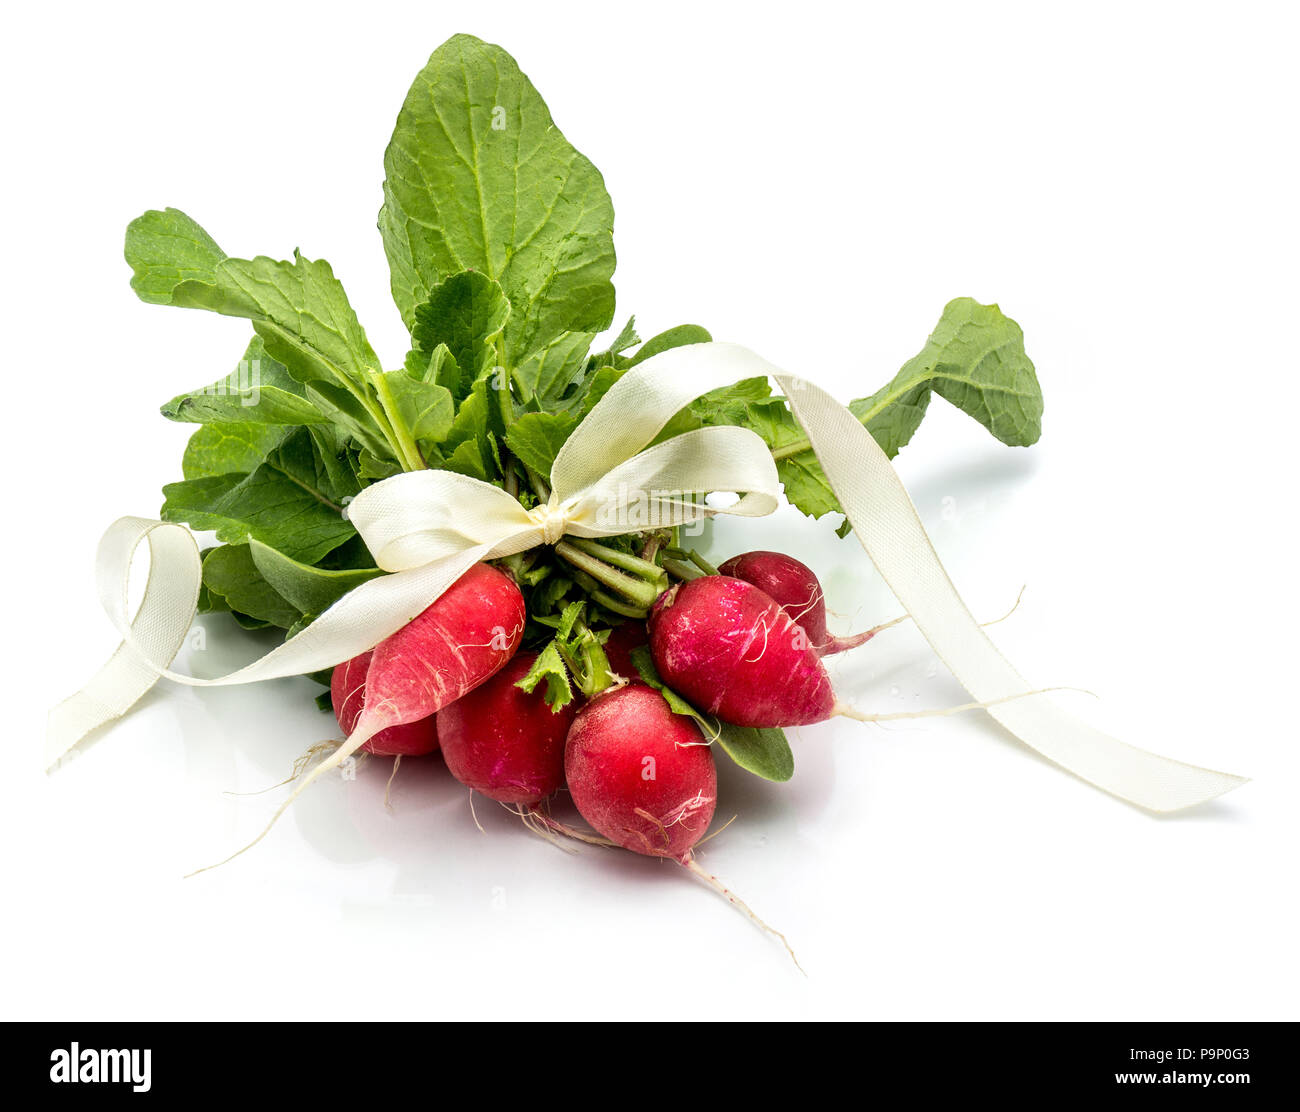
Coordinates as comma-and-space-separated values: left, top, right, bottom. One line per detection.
201, 545, 301, 630
506, 412, 579, 477
408, 271, 510, 396
161, 336, 326, 426
248, 539, 385, 615
125, 208, 225, 304
379, 34, 616, 363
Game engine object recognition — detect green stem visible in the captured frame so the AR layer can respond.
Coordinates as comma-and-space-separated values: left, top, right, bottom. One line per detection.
568, 566, 603, 595
662, 557, 705, 582
370, 372, 425, 472
684, 549, 719, 576
639, 531, 670, 562
526, 466, 551, 502
591, 590, 650, 619
554, 542, 662, 610
556, 618, 617, 698
563, 537, 668, 587
502, 445, 519, 499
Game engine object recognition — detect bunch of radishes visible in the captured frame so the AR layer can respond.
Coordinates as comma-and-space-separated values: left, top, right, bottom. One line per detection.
327, 549, 884, 876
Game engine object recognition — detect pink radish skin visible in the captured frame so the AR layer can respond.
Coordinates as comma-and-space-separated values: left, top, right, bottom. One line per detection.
649, 576, 836, 728
603, 621, 649, 684
718, 550, 874, 656
436, 651, 577, 803
565, 686, 716, 859
331, 652, 438, 757
356, 562, 525, 741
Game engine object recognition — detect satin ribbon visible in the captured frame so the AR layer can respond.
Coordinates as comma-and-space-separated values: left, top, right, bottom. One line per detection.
47, 343, 1246, 810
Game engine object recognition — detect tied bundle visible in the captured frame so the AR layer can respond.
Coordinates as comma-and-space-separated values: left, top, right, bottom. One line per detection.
49, 35, 1244, 907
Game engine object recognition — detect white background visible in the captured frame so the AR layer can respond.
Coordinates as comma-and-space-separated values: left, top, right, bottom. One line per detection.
3, 1, 1297, 1020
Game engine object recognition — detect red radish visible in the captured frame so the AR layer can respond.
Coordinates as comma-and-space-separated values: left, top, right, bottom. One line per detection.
718, 550, 875, 656
436, 651, 577, 803
191, 562, 525, 874
603, 620, 649, 684
650, 576, 835, 727
331, 652, 438, 757
648, 575, 1043, 731
564, 683, 800, 967
565, 685, 716, 858
357, 563, 525, 737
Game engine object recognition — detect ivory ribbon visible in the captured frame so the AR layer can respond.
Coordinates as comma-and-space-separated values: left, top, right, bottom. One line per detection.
48, 343, 1246, 811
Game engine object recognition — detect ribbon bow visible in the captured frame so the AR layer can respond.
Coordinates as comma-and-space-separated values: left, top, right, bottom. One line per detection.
47, 343, 1246, 812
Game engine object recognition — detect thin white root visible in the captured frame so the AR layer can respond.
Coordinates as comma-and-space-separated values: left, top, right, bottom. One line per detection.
221, 740, 344, 797
468, 790, 485, 834
383, 755, 402, 812
526, 805, 618, 849
184, 722, 380, 878
694, 813, 738, 847
865, 613, 911, 636
835, 585, 1027, 652
680, 854, 804, 974
982, 584, 1027, 628
834, 684, 1087, 725
510, 804, 574, 853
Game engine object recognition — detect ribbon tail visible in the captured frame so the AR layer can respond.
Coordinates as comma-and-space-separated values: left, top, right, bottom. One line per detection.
776, 373, 1247, 812
46, 518, 200, 769
46, 517, 494, 770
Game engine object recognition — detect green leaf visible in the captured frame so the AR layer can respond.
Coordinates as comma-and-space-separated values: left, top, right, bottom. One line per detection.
161, 336, 325, 426
162, 428, 357, 564
308, 423, 363, 497
248, 538, 385, 615
442, 439, 490, 481
181, 422, 286, 480
607, 316, 640, 352
380, 369, 455, 447
554, 600, 586, 641
626, 324, 712, 367
577, 364, 625, 417
168, 252, 384, 396
915, 298, 1042, 446
357, 448, 403, 481
514, 331, 596, 410
315, 533, 378, 571
408, 271, 509, 396
302, 380, 398, 465
837, 298, 1041, 459
690, 376, 772, 425
591, 316, 639, 365
201, 545, 301, 630
505, 411, 577, 477
714, 723, 794, 783
514, 641, 574, 710
125, 208, 226, 304
752, 299, 1041, 525
379, 34, 616, 361
439, 378, 495, 480
570, 325, 714, 420
849, 383, 932, 459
